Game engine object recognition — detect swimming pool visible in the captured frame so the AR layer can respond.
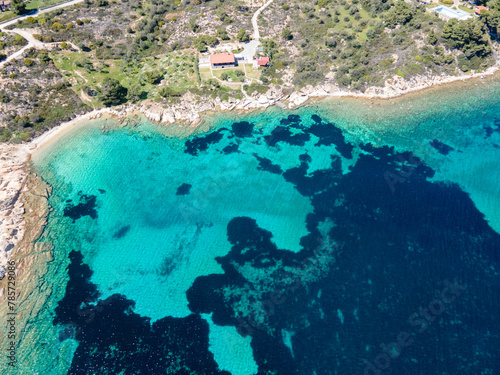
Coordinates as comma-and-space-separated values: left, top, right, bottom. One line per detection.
434, 5, 472, 20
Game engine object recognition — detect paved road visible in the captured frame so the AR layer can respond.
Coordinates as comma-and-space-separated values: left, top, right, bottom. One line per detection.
0, 0, 84, 29
0, 28, 80, 67
0, 28, 42, 66
236, 0, 274, 63
9, 28, 46, 47
251, 0, 274, 41
0, 0, 84, 67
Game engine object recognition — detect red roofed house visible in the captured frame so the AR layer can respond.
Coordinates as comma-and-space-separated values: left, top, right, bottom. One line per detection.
257, 56, 270, 67
474, 5, 489, 15
209, 53, 236, 69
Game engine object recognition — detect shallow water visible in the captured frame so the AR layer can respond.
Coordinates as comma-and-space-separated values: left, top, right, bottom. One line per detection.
10, 77, 500, 374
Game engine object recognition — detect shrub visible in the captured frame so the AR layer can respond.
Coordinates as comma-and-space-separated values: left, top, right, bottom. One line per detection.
396, 69, 406, 78
38, 51, 51, 65
159, 86, 180, 97
366, 28, 377, 39
13, 34, 26, 46
11, 0, 26, 15
237, 28, 250, 42
101, 77, 127, 106
24, 58, 34, 66
282, 28, 293, 40
144, 70, 164, 84
51, 22, 64, 31
126, 83, 143, 102
0, 90, 9, 103
216, 27, 229, 40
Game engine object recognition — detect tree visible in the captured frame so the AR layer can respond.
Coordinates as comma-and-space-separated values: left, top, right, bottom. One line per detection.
441, 18, 492, 57
194, 41, 207, 52
159, 86, 180, 97
51, 22, 64, 31
282, 28, 293, 40
11, 0, 26, 15
427, 30, 438, 46
126, 83, 143, 103
220, 72, 229, 80
189, 18, 199, 32
237, 28, 250, 42
101, 78, 127, 107
144, 70, 164, 84
216, 27, 229, 40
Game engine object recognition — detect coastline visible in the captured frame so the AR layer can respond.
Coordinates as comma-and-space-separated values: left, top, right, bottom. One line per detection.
0, 66, 499, 372
1, 64, 499, 277
27, 62, 500, 148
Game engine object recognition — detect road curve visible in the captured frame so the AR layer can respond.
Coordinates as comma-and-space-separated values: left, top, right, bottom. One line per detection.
237, 0, 274, 64
0, 0, 84, 67
0, 0, 84, 29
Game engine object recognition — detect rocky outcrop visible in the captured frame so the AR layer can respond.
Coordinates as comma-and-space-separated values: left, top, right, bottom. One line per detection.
0, 144, 30, 279
0, 174, 56, 371
286, 65, 499, 106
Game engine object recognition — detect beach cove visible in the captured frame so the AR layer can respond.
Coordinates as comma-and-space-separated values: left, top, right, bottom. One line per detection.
1, 73, 500, 374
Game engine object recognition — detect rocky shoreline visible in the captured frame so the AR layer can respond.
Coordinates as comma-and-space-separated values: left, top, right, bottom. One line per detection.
0, 143, 31, 279
100, 65, 500, 126
1, 65, 499, 276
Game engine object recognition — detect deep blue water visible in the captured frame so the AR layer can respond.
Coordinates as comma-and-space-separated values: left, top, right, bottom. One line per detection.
22, 93, 500, 375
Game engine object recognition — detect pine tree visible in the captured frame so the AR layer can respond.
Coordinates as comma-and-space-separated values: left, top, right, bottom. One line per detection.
11, 0, 26, 15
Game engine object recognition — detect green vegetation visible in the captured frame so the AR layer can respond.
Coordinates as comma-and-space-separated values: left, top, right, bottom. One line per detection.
50, 50, 198, 106
1, 0, 499, 143
11, 0, 26, 15
236, 28, 250, 42
458, 5, 475, 13
211, 67, 246, 81
101, 78, 127, 106
483, 0, 500, 36
216, 27, 230, 40
0, 49, 87, 142
193, 35, 218, 52
260, 0, 496, 90
159, 86, 181, 97
0, 0, 68, 23
282, 28, 293, 40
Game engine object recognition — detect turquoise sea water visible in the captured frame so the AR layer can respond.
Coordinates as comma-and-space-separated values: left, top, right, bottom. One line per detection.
6, 76, 500, 374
